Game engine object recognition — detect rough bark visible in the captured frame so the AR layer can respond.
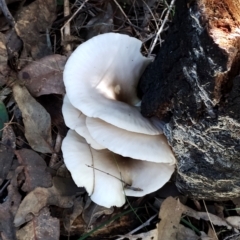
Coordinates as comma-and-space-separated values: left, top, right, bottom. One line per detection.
138, 0, 240, 200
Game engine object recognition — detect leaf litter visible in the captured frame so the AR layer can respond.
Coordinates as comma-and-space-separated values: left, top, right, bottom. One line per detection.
0, 0, 240, 239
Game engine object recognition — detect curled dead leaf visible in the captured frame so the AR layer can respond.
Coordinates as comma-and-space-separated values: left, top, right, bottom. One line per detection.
14, 186, 74, 227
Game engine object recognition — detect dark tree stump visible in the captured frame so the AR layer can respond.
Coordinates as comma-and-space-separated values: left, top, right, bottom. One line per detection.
138, 0, 240, 200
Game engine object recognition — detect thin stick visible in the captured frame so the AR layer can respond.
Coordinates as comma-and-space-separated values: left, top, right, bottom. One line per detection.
63, 0, 72, 53
61, 0, 89, 46
86, 164, 142, 191
112, 0, 148, 53
141, 0, 159, 31
49, 132, 62, 167
148, 0, 175, 56
0, 180, 10, 196
203, 200, 219, 240
116, 213, 157, 240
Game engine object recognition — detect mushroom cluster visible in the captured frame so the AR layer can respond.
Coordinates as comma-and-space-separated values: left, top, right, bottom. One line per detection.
62, 33, 176, 208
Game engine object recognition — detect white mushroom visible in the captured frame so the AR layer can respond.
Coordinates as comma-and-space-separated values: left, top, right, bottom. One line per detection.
62, 32, 176, 208
86, 117, 175, 164
62, 130, 175, 208
63, 33, 162, 135
62, 95, 104, 150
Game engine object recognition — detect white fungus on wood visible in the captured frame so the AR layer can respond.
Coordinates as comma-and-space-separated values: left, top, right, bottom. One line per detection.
62, 33, 176, 208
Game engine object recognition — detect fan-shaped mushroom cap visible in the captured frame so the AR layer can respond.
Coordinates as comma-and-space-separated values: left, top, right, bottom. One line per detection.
86, 117, 176, 164
62, 95, 104, 150
121, 160, 175, 197
62, 130, 175, 208
63, 33, 161, 135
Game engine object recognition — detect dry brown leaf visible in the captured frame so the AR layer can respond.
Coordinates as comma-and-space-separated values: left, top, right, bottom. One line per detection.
207, 224, 218, 240
18, 55, 66, 97
16, 207, 59, 240
0, 32, 10, 86
14, 185, 74, 227
0, 125, 15, 185
186, 210, 230, 228
176, 224, 199, 240
13, 84, 53, 153
0, 168, 22, 240
157, 197, 183, 240
37, 94, 67, 136
15, 0, 56, 60
157, 197, 231, 240
15, 148, 52, 192
0, 204, 17, 240
52, 176, 84, 196
63, 196, 84, 231
83, 199, 114, 227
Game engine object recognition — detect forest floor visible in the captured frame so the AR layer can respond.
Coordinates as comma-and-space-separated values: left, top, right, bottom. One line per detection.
0, 0, 240, 239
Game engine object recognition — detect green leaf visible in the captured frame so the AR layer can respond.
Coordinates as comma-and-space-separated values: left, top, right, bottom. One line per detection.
0, 101, 8, 137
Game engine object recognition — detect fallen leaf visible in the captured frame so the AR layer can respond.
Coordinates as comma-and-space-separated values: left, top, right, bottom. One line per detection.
52, 176, 84, 196
15, 148, 52, 192
0, 167, 22, 240
36, 94, 67, 136
18, 55, 66, 97
186, 209, 230, 228
83, 199, 114, 227
0, 125, 15, 185
0, 32, 10, 86
157, 197, 183, 240
176, 224, 199, 240
5, 29, 23, 69
226, 216, 240, 229
157, 197, 231, 240
0, 203, 17, 240
15, 0, 56, 60
16, 207, 60, 240
214, 203, 225, 219
207, 224, 218, 240
14, 185, 74, 227
63, 196, 84, 231
13, 84, 53, 153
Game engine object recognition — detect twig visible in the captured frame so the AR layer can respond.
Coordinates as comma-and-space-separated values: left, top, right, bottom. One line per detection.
49, 132, 62, 167
63, 0, 71, 53
116, 214, 157, 240
203, 200, 219, 240
60, 0, 89, 48
112, 0, 148, 52
0, 180, 10, 196
0, 0, 15, 27
148, 0, 175, 56
86, 164, 142, 191
141, 0, 159, 31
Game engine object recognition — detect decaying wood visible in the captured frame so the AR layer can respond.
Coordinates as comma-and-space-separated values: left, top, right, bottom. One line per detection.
138, 0, 240, 200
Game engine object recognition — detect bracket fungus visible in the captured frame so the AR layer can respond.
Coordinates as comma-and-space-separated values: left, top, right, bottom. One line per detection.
62, 33, 176, 208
